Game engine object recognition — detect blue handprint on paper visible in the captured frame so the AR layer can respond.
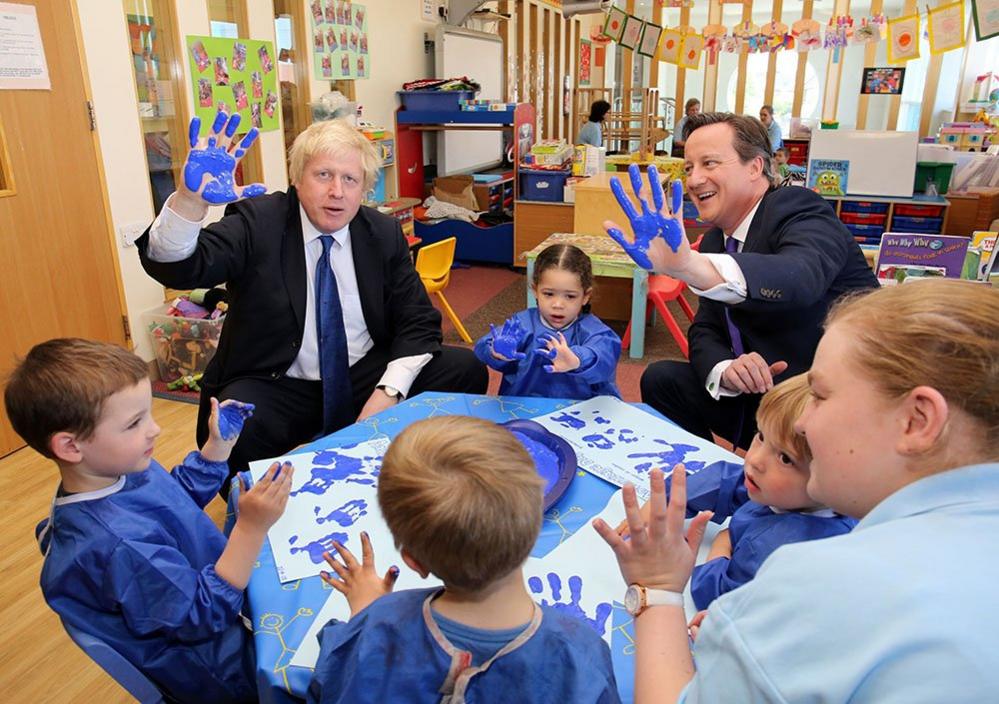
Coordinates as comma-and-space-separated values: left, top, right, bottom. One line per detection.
289, 530, 348, 564
292, 447, 381, 497
606, 164, 685, 270
529, 573, 612, 636
184, 111, 266, 204
314, 498, 368, 526
627, 440, 706, 474
549, 411, 586, 430
490, 317, 527, 360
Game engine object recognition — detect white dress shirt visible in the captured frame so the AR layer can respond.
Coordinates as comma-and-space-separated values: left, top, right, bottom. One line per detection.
147, 195, 431, 398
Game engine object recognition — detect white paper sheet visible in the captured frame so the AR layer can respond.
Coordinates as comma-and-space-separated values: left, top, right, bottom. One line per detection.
531, 396, 740, 501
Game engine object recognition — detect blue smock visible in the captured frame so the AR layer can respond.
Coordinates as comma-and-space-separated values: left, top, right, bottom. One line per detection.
307, 587, 621, 704
680, 461, 857, 610
36, 452, 256, 703
474, 308, 621, 400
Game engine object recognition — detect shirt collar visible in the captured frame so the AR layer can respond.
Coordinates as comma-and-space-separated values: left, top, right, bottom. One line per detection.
53, 475, 127, 506
299, 204, 350, 247
725, 196, 764, 244
855, 463, 999, 532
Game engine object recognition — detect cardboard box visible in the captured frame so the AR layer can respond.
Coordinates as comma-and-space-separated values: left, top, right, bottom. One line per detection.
432, 175, 478, 211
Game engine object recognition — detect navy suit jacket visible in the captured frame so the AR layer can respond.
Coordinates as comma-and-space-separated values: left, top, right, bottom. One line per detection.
137, 187, 442, 395
689, 186, 878, 385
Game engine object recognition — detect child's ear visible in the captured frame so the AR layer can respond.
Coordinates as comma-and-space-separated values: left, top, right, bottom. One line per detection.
400, 549, 430, 579
50, 432, 83, 464
582, 287, 592, 306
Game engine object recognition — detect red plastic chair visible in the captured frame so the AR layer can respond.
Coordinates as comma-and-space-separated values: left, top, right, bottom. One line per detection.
621, 235, 703, 359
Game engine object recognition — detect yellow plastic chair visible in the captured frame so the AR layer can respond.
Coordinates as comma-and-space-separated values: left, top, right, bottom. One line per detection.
415, 237, 472, 343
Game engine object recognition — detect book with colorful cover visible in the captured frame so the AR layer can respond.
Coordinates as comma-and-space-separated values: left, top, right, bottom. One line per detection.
807, 159, 849, 196
876, 233, 970, 285
970, 230, 997, 280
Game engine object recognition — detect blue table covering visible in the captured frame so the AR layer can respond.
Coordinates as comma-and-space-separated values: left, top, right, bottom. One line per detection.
237, 393, 662, 703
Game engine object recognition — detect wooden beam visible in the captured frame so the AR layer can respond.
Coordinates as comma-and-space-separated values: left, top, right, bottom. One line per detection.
543, 6, 552, 139
734, 0, 753, 115
650, 0, 663, 88
792, 0, 814, 117
919, 53, 944, 138
499, 0, 511, 101
764, 0, 785, 107
703, 0, 722, 112
821, 0, 851, 123
516, 1, 526, 103
887, 0, 918, 130
622, 0, 635, 109
675, 3, 692, 125
856, 0, 884, 129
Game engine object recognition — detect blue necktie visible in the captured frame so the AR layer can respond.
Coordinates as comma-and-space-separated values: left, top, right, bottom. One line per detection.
316, 235, 353, 434
724, 236, 745, 357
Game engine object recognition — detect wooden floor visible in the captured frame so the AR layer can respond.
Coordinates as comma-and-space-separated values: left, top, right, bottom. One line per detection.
0, 397, 221, 703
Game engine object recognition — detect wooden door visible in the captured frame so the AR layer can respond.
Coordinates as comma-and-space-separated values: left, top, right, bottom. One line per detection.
0, 0, 128, 457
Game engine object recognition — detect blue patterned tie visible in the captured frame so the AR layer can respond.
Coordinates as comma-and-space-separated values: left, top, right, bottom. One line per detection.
724, 236, 745, 357
316, 235, 353, 434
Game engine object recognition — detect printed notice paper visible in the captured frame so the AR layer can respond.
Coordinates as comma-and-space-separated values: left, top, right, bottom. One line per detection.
0, 3, 51, 90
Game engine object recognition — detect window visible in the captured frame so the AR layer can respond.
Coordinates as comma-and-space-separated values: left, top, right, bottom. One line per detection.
725, 52, 820, 136
274, 0, 309, 158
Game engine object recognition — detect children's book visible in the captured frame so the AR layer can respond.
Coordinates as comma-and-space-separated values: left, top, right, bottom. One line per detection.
970, 230, 998, 280
807, 159, 849, 195
876, 233, 970, 284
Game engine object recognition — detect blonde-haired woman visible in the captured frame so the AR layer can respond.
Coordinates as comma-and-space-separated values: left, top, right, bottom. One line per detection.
597, 279, 999, 702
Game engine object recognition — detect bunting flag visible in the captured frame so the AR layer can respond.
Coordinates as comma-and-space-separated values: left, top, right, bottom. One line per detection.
928, 0, 967, 54
603, 6, 627, 42
887, 13, 921, 62
658, 27, 684, 64
679, 33, 704, 69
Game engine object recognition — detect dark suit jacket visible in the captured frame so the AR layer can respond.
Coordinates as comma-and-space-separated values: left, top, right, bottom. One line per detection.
137, 187, 442, 394
689, 186, 878, 384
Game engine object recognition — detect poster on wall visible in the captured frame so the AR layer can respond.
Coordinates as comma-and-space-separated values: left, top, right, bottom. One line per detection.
861, 67, 906, 94
186, 36, 279, 133
887, 14, 920, 63
579, 38, 592, 86
972, 0, 999, 40
679, 33, 704, 70
309, 0, 369, 80
928, 0, 967, 54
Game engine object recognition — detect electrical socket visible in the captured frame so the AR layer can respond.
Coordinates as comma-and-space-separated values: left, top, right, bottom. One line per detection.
118, 221, 147, 248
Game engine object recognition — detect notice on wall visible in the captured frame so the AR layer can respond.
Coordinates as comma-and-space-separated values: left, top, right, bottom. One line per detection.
309, 0, 369, 80
0, 2, 51, 90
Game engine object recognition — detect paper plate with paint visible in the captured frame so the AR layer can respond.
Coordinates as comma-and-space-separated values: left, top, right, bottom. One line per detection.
503, 419, 577, 511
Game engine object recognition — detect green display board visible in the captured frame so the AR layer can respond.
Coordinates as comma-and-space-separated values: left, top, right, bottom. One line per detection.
309, 0, 369, 80
187, 35, 280, 134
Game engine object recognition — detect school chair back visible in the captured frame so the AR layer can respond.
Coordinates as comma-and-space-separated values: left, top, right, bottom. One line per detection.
621, 235, 703, 359
415, 237, 472, 343
62, 620, 167, 704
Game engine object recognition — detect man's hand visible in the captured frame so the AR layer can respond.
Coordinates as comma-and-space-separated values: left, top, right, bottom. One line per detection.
320, 532, 399, 617
356, 387, 399, 421
534, 332, 580, 373
603, 164, 688, 271
706, 528, 732, 561
177, 111, 266, 214
720, 354, 789, 394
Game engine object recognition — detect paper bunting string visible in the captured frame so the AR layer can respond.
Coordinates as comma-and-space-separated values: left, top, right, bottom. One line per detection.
928, 0, 967, 54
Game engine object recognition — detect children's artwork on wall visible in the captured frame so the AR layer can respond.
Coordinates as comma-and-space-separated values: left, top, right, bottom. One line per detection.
792, 18, 823, 51
603, 5, 627, 42
928, 0, 967, 54
531, 396, 740, 501
972, 0, 999, 40
807, 159, 849, 195
619, 14, 645, 50
702, 23, 726, 64
851, 16, 883, 44
310, 0, 368, 80
186, 36, 279, 134
658, 27, 684, 64
679, 33, 704, 69
887, 13, 920, 63
861, 67, 906, 94
579, 38, 592, 86
637, 22, 662, 57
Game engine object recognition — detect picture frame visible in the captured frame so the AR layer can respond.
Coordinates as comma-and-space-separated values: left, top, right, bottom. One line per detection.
637, 22, 662, 57
603, 6, 627, 42
972, 0, 999, 40
619, 15, 644, 51
860, 67, 906, 95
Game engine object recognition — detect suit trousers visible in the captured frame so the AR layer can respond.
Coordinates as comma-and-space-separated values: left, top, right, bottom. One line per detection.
197, 345, 488, 495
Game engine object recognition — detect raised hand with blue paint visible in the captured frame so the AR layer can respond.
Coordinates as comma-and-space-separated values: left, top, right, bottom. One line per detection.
201, 397, 255, 464
528, 572, 612, 635
534, 331, 581, 373
603, 163, 688, 272
183, 111, 266, 205
489, 317, 528, 361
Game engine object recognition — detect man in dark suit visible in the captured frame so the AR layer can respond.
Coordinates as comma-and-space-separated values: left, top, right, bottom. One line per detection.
605, 112, 877, 449
138, 118, 486, 482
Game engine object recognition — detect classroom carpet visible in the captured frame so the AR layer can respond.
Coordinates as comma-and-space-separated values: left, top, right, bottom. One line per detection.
151, 379, 201, 405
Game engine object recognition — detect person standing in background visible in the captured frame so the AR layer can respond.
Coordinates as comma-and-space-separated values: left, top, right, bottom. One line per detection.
760, 104, 782, 152
672, 98, 701, 157
577, 100, 611, 147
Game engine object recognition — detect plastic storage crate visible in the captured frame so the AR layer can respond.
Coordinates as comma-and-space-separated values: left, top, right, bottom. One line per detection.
519, 168, 570, 202
840, 201, 890, 214
913, 162, 954, 195
144, 304, 224, 383
845, 223, 885, 237
892, 215, 943, 232
840, 211, 887, 225
894, 203, 945, 217
397, 90, 475, 112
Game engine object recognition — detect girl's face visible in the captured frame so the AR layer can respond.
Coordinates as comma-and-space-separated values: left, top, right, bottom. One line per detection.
794, 323, 903, 518
531, 267, 590, 330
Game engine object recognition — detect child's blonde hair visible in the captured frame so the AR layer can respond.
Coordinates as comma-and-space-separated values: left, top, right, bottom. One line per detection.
756, 374, 811, 463
288, 118, 381, 191
378, 416, 544, 591
4, 338, 150, 458
827, 280, 999, 445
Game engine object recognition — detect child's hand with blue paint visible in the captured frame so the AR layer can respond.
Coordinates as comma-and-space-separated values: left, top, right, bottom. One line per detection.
489, 317, 528, 361
320, 531, 400, 618
201, 398, 255, 462
179, 111, 266, 209
534, 331, 580, 373
603, 164, 688, 272
236, 460, 294, 532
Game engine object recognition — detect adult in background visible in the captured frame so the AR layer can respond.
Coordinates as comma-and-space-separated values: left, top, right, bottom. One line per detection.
139, 115, 487, 486
671, 98, 700, 157
577, 99, 611, 148
759, 104, 782, 152
605, 112, 876, 449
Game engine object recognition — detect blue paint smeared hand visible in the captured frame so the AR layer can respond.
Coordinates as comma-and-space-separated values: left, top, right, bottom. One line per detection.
217, 400, 255, 440
606, 164, 685, 270
490, 317, 528, 360
184, 111, 266, 204
529, 572, 612, 635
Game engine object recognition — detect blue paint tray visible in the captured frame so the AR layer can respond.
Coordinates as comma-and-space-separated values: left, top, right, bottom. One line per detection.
503, 419, 577, 511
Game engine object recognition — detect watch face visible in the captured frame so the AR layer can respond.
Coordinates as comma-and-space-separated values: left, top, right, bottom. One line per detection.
624, 585, 641, 615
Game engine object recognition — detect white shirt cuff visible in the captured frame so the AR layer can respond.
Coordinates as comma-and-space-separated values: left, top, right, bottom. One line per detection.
146, 193, 204, 263
689, 253, 748, 304
706, 360, 741, 399
377, 353, 433, 398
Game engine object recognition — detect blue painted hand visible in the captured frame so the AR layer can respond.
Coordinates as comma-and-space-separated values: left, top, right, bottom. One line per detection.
534, 332, 579, 373
217, 399, 255, 440
604, 164, 686, 271
528, 572, 613, 635
184, 111, 266, 204
490, 317, 528, 360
